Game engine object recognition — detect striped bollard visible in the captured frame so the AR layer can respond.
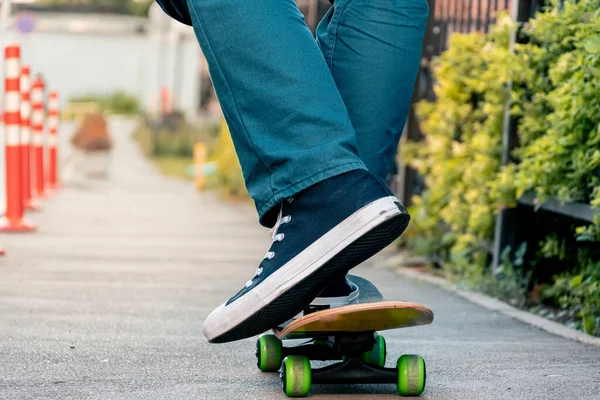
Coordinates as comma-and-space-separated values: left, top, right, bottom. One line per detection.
0, 44, 35, 232
47, 91, 60, 191
20, 65, 40, 211
31, 77, 46, 200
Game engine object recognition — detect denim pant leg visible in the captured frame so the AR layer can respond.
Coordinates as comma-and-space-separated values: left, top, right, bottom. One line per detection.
184, 0, 367, 226
316, 0, 429, 181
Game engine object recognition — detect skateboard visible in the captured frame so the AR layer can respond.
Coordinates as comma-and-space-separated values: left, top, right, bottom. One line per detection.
254, 275, 434, 397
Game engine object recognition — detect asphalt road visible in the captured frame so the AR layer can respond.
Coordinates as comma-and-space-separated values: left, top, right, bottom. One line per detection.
1, 118, 598, 400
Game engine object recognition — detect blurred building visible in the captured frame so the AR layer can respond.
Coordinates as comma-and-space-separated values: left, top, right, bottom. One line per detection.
0, 1, 201, 118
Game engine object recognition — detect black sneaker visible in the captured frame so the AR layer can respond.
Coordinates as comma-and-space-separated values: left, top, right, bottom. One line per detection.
202, 169, 410, 343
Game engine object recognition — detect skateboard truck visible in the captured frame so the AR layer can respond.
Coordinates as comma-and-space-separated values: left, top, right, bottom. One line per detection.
310, 356, 399, 385
280, 332, 375, 360
296, 332, 399, 385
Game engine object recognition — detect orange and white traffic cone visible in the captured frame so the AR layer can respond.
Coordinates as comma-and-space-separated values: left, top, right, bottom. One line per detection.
31, 76, 46, 200
0, 44, 35, 232
20, 65, 40, 211
47, 91, 60, 191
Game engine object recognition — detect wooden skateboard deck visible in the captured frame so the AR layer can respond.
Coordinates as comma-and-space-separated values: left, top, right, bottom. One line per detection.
273, 301, 433, 339
272, 275, 433, 339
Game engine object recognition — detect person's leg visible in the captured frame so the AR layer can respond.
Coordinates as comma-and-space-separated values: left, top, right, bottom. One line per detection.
316, 0, 430, 181
178, 0, 410, 343
308, 0, 428, 299
185, 0, 366, 227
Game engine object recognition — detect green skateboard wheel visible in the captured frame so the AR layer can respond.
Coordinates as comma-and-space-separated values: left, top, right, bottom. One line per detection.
362, 334, 386, 367
256, 334, 283, 372
397, 354, 426, 396
281, 355, 311, 397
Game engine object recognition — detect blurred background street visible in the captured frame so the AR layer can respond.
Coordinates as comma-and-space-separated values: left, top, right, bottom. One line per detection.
0, 0, 599, 399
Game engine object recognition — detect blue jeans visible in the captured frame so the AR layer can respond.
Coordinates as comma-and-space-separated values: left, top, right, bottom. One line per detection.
157, 0, 429, 226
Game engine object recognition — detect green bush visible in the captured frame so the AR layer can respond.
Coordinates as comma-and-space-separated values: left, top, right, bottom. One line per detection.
403, 1, 600, 335
152, 130, 199, 158
500, 0, 600, 335
39, 0, 153, 16
207, 121, 248, 200
134, 116, 219, 159
492, 0, 600, 208
134, 117, 249, 200
70, 91, 140, 115
402, 15, 517, 282
541, 221, 600, 335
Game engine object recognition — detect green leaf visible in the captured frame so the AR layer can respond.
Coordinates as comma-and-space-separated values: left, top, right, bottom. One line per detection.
583, 315, 597, 335
569, 275, 583, 288
583, 35, 600, 54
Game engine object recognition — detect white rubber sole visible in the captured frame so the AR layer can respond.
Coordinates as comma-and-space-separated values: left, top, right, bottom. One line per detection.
202, 196, 405, 342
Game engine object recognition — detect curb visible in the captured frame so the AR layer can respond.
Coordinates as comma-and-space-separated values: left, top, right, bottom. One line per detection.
378, 254, 600, 347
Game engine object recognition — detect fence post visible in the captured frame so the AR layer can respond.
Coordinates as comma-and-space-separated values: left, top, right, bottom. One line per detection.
491, 0, 534, 269
47, 91, 59, 191
0, 44, 35, 232
395, 0, 438, 206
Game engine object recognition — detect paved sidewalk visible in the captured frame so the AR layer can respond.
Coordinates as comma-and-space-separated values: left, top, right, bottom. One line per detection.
0, 118, 598, 400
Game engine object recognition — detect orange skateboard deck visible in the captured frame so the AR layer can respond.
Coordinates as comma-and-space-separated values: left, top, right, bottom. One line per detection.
274, 301, 434, 339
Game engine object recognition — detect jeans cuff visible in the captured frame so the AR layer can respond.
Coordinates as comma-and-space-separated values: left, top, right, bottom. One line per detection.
257, 161, 367, 227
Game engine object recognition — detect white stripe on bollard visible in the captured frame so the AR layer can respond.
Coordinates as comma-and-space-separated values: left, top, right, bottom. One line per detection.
48, 135, 57, 147
48, 117, 59, 130
31, 89, 43, 103
20, 101, 31, 118
32, 134, 44, 147
4, 92, 21, 112
48, 98, 59, 110
5, 125, 20, 146
5, 58, 20, 78
20, 126, 31, 145
31, 111, 43, 126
